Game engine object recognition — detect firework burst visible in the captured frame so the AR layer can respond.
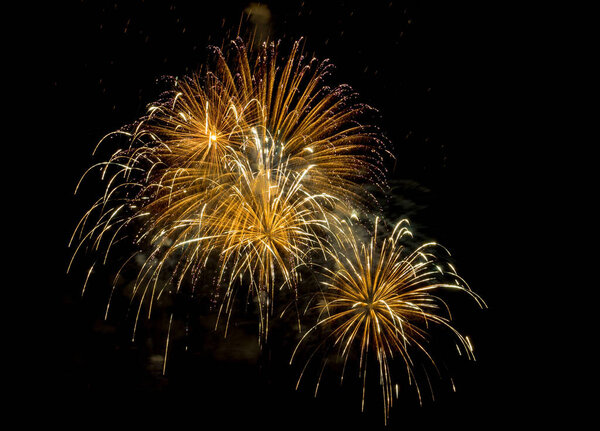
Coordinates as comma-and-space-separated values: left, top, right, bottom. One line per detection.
291, 218, 486, 423
69, 37, 386, 340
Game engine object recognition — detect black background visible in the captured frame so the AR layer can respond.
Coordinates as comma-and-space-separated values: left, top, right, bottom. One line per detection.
25, 0, 548, 428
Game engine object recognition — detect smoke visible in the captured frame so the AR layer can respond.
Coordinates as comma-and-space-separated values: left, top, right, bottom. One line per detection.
244, 3, 273, 45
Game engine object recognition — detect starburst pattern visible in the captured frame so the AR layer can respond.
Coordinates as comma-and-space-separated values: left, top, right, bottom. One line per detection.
292, 218, 485, 423
69, 38, 385, 340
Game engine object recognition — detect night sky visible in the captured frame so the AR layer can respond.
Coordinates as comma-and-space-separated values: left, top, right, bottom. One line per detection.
28, 0, 544, 428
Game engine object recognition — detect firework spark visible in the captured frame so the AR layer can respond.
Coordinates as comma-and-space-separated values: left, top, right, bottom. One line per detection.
291, 218, 486, 423
69, 37, 386, 340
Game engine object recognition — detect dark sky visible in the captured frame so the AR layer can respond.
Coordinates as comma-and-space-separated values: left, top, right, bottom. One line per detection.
27, 0, 544, 428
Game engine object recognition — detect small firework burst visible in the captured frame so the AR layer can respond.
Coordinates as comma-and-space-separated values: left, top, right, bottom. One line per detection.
292, 218, 485, 423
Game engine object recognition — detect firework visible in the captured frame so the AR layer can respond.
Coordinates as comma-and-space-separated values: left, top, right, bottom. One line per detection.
69, 37, 385, 340
291, 218, 486, 423
69, 33, 484, 423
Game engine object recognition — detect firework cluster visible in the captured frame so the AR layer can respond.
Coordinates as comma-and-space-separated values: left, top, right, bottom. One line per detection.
70, 37, 484, 423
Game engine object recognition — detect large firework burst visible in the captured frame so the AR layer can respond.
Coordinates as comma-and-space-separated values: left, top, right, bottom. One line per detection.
291, 218, 486, 423
69, 37, 386, 340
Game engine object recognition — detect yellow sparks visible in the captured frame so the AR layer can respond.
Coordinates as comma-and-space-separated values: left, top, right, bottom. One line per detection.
70, 37, 385, 340
292, 218, 485, 424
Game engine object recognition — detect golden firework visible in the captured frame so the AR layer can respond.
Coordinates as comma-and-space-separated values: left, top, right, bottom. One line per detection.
69, 37, 384, 340
69, 34, 484, 423
291, 218, 486, 423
